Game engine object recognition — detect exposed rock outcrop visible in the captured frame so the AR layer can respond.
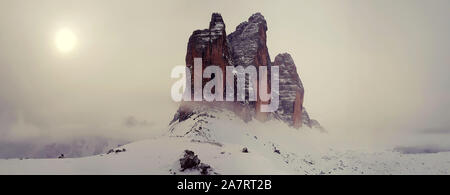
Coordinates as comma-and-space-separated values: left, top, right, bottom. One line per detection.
228, 13, 271, 121
273, 53, 304, 128
172, 12, 322, 130
273, 53, 323, 129
185, 13, 233, 98
179, 150, 214, 175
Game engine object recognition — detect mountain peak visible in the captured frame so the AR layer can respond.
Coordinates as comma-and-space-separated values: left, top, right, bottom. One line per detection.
274, 53, 295, 66
209, 13, 225, 31
248, 12, 267, 30
176, 13, 322, 129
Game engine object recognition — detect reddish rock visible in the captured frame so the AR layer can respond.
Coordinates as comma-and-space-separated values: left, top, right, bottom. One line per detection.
173, 13, 323, 130
292, 90, 304, 128
228, 13, 271, 121
185, 13, 232, 99
273, 53, 305, 128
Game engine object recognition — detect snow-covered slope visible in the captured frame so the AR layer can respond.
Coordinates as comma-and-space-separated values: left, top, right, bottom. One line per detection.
0, 136, 128, 159
0, 109, 449, 175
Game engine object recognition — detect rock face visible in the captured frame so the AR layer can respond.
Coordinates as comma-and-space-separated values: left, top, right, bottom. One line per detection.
273, 53, 304, 128
173, 12, 322, 130
273, 53, 323, 129
228, 13, 271, 121
185, 13, 233, 98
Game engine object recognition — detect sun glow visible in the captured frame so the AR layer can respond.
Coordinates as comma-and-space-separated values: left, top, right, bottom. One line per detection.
55, 28, 77, 53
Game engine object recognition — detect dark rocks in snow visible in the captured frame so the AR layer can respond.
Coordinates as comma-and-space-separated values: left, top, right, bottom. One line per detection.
106, 148, 126, 154
180, 150, 201, 170
242, 147, 249, 153
170, 108, 195, 125
272, 144, 281, 154
179, 150, 214, 175
198, 163, 213, 175
115, 148, 126, 153
273, 53, 304, 128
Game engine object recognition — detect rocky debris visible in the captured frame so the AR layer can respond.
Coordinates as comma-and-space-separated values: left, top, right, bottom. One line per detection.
179, 150, 214, 175
106, 148, 126, 154
271, 144, 281, 154
169, 169, 177, 175
180, 150, 200, 170
242, 147, 249, 153
198, 163, 213, 175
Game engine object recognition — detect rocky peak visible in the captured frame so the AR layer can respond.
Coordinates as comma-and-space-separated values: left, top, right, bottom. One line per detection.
187, 13, 226, 52
185, 13, 232, 100
209, 13, 225, 32
274, 53, 304, 90
228, 13, 269, 68
273, 53, 322, 129
173, 13, 322, 130
248, 12, 267, 31
228, 13, 271, 121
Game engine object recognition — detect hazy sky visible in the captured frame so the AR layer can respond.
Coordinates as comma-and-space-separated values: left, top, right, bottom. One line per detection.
0, 0, 449, 143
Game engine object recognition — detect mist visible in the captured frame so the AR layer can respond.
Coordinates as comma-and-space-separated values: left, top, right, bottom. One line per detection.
1, 0, 450, 158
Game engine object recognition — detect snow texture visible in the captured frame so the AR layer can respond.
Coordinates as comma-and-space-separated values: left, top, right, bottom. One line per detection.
1, 108, 449, 175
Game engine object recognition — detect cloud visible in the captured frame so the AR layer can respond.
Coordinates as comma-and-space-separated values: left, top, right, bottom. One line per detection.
420, 128, 450, 134
123, 116, 154, 128
394, 145, 450, 154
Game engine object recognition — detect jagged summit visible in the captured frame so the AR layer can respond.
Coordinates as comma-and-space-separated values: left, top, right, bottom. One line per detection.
273, 53, 304, 128
227, 12, 272, 121
209, 13, 225, 32
185, 12, 232, 99
228, 12, 270, 69
175, 13, 322, 130
248, 12, 267, 30
272, 53, 323, 130
187, 13, 227, 53
274, 53, 304, 91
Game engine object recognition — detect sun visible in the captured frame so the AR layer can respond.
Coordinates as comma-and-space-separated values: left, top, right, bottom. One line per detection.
55, 28, 77, 53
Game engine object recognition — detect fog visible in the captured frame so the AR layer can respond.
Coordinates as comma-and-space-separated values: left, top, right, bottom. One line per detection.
1, 0, 450, 157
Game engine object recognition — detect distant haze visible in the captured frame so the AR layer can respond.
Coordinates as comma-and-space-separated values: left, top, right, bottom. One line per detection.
1, 0, 450, 156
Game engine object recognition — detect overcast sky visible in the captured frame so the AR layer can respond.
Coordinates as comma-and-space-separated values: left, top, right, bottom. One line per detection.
0, 0, 449, 144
